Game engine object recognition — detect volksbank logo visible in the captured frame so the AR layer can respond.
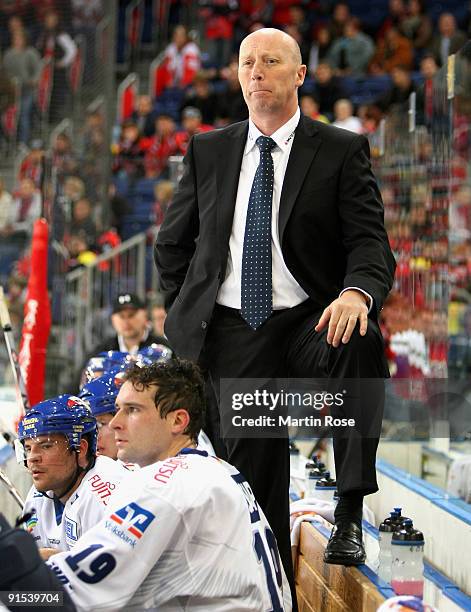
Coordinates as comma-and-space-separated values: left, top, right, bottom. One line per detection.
105, 521, 137, 547
109, 502, 155, 539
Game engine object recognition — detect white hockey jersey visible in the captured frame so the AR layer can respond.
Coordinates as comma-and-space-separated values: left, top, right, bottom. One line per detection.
48, 449, 292, 611
23, 456, 128, 551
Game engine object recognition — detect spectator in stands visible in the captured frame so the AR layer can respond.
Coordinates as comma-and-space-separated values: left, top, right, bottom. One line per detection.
87, 292, 170, 357
97, 227, 121, 258
36, 9, 77, 123
417, 54, 438, 125
0, 177, 20, 280
328, 2, 351, 41
152, 180, 174, 227
327, 18, 375, 76
2, 30, 41, 145
81, 109, 105, 154
357, 103, 383, 134
399, 0, 432, 62
112, 121, 145, 179
289, 5, 311, 48
71, 0, 103, 84
428, 13, 468, 67
18, 139, 44, 188
214, 60, 248, 125
312, 61, 345, 119
0, 178, 13, 234
80, 111, 106, 199
150, 301, 167, 338
200, 0, 235, 69
3, 15, 25, 51
369, 26, 413, 75
234, 0, 273, 44
332, 98, 362, 133
375, 65, 415, 112
63, 175, 86, 203
143, 114, 179, 179
4, 177, 41, 245
6, 273, 26, 311
69, 197, 97, 245
300, 94, 329, 123
66, 233, 97, 271
0, 64, 15, 141
181, 71, 219, 125
175, 107, 213, 156
377, 0, 407, 41
285, 23, 310, 65
131, 95, 157, 138
157, 25, 201, 95
308, 25, 333, 74
108, 183, 131, 239
52, 132, 78, 182
420, 54, 439, 81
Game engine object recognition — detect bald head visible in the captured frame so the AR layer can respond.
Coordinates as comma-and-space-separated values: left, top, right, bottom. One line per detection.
237, 27, 306, 134
240, 28, 302, 67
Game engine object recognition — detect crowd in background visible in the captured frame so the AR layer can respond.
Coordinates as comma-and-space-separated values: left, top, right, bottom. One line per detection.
1, 0, 471, 382
105, 0, 464, 271
111, 1, 467, 203
0, 1, 103, 148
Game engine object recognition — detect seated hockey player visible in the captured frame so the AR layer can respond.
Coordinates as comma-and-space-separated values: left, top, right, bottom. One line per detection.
80, 370, 123, 460
47, 360, 292, 611
18, 394, 128, 559
81, 366, 215, 460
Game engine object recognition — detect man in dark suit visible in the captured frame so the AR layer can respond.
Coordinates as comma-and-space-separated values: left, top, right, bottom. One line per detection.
155, 28, 395, 596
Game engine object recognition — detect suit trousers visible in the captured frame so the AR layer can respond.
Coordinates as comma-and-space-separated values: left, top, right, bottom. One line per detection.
201, 299, 389, 598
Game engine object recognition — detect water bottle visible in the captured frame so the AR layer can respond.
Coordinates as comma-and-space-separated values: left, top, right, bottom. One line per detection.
378, 511, 400, 583
314, 471, 337, 502
304, 461, 316, 480
392, 507, 411, 524
305, 468, 324, 497
391, 519, 425, 598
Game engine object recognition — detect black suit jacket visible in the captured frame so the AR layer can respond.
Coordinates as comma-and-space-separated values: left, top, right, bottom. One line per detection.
155, 115, 396, 361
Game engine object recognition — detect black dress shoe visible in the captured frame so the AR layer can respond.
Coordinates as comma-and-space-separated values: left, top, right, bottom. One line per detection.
323, 520, 366, 566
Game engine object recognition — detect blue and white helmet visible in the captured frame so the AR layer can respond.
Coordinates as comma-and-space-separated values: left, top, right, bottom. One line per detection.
81, 351, 130, 387
79, 368, 125, 417
137, 344, 173, 363
17, 394, 97, 455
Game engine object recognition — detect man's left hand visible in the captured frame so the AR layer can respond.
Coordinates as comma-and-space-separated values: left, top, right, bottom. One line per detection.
314, 290, 369, 347
39, 547, 59, 561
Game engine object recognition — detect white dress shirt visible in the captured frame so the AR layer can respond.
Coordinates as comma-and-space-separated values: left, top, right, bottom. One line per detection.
217, 108, 372, 311
217, 108, 308, 309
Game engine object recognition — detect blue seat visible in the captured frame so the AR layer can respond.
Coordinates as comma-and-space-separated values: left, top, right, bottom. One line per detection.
132, 200, 153, 217
133, 178, 158, 199
121, 218, 152, 240
113, 175, 129, 196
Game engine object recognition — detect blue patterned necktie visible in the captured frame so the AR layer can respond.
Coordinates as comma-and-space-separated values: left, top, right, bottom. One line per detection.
241, 135, 276, 329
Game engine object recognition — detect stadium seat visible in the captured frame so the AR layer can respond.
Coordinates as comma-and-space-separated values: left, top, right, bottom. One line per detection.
133, 178, 157, 199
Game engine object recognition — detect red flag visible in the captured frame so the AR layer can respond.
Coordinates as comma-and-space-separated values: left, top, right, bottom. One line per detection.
19, 219, 51, 407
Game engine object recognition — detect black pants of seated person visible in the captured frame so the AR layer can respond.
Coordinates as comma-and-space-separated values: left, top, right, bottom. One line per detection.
201, 299, 389, 606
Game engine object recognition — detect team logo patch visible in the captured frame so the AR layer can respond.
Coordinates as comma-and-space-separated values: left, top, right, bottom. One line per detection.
65, 516, 79, 542
109, 502, 155, 539
25, 514, 38, 532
